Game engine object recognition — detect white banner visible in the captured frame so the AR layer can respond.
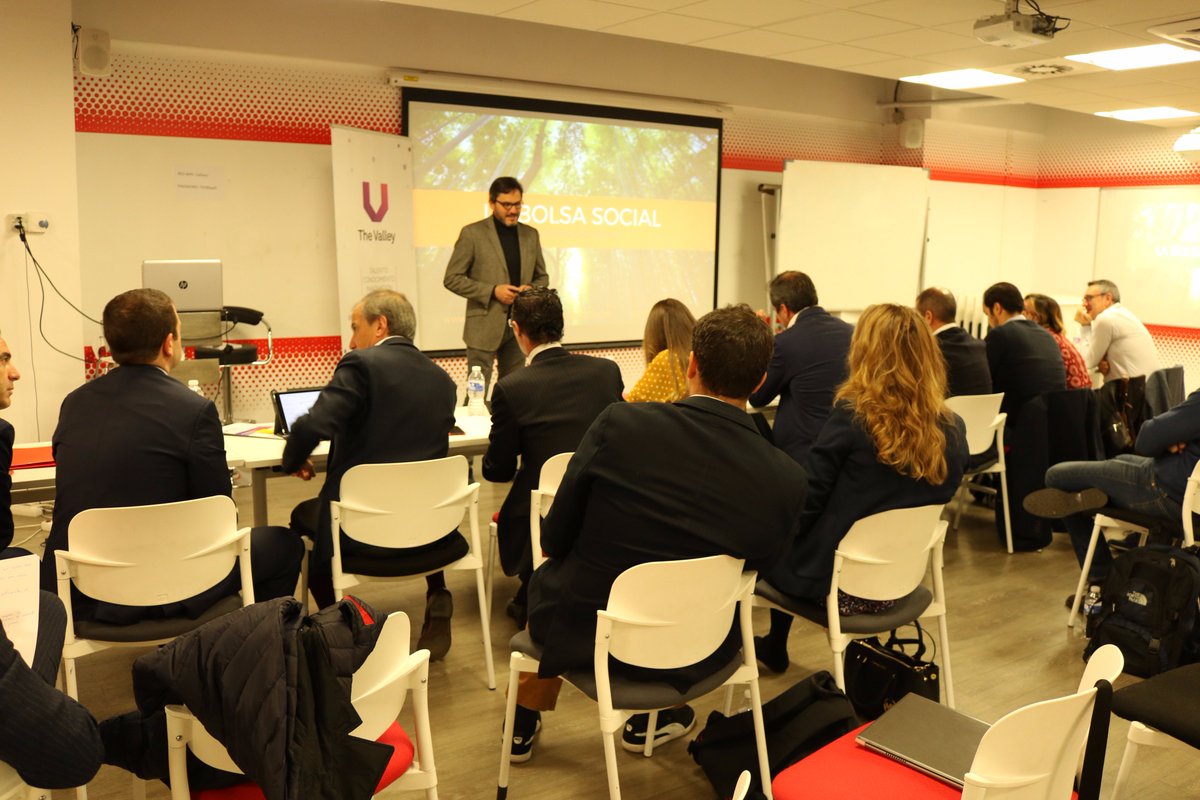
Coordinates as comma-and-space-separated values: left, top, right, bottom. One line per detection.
330, 125, 416, 340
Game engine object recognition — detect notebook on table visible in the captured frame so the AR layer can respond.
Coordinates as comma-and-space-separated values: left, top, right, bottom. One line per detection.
855, 693, 990, 787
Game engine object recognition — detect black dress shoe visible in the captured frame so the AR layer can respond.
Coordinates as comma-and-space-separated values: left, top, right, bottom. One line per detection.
505, 597, 528, 629
753, 635, 789, 675
1024, 488, 1108, 519
417, 588, 453, 661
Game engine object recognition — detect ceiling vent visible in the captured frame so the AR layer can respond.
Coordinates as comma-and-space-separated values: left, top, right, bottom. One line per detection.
1012, 63, 1075, 77
1149, 19, 1200, 50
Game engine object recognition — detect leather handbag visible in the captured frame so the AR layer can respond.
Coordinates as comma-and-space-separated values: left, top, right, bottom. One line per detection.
843, 622, 940, 720
1096, 375, 1147, 459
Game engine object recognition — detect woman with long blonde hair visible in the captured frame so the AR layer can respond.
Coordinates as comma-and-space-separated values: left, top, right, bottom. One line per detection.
755, 304, 969, 673
625, 299, 695, 402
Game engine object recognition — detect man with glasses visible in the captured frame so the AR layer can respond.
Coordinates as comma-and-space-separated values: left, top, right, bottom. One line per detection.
444, 176, 549, 392
1074, 279, 1157, 383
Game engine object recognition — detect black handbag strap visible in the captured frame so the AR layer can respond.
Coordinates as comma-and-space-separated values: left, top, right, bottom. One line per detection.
882, 621, 935, 663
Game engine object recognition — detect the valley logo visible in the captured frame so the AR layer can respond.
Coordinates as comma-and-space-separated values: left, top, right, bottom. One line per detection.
359, 182, 396, 243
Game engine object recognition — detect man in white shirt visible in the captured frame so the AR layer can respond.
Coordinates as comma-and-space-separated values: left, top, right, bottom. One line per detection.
1075, 279, 1158, 382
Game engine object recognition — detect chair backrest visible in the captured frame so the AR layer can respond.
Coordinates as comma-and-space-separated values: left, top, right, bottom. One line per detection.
833, 505, 947, 603
530, 452, 573, 571
962, 685, 1099, 800
350, 611, 419, 741
1182, 458, 1200, 546
598, 555, 748, 671
61, 495, 246, 606
945, 393, 1005, 456
1078, 643, 1124, 693
336, 456, 475, 549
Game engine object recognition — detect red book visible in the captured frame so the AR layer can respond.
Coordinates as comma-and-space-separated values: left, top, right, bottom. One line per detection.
10, 445, 54, 471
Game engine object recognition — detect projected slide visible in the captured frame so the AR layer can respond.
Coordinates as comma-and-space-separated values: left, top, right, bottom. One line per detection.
405, 93, 720, 350
1096, 187, 1200, 328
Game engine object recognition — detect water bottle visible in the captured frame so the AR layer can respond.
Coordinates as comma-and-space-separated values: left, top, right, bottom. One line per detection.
187, 379, 203, 396
1082, 584, 1103, 633
467, 366, 486, 416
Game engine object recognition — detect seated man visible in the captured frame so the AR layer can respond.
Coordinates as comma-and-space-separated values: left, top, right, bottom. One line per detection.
1029, 387, 1200, 588
483, 287, 623, 628
45, 289, 302, 619
0, 330, 26, 559
0, 591, 103, 789
510, 305, 808, 760
915, 287, 991, 398
283, 290, 459, 658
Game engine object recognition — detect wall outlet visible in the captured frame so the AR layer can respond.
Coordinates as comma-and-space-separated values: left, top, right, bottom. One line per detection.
6, 212, 50, 234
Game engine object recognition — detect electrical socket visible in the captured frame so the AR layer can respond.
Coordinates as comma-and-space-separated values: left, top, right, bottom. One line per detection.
6, 212, 50, 234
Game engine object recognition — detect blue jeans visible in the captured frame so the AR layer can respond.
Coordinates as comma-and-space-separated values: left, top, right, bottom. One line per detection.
1045, 455, 1180, 581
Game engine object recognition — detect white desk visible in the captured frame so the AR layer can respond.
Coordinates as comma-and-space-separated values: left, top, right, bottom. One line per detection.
223, 407, 492, 526
9, 408, 493, 528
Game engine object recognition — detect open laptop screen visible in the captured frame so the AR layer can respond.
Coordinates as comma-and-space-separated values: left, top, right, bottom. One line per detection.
270, 388, 322, 436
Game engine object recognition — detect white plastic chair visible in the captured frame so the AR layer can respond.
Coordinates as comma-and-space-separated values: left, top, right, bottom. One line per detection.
55, 495, 253, 703
731, 770, 752, 800
944, 393, 1012, 553
498, 556, 773, 800
484, 451, 572, 611
757, 504, 956, 707
1068, 459, 1200, 627
165, 611, 438, 799
330, 455, 495, 689
55, 496, 252, 800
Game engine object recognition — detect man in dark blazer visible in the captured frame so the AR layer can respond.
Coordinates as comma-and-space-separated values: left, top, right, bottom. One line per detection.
46, 289, 302, 621
507, 305, 808, 759
983, 282, 1067, 419
982, 282, 1068, 550
482, 287, 623, 627
0, 332, 22, 556
443, 176, 550, 393
284, 289, 459, 657
916, 287, 991, 397
749, 271, 852, 465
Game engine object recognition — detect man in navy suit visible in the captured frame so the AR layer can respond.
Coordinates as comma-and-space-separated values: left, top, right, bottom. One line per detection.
47, 289, 303, 620
749, 271, 852, 465
284, 290, 459, 658
916, 287, 991, 398
482, 288, 623, 627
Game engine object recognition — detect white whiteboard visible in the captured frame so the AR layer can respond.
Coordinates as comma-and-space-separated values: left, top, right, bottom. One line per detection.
1095, 185, 1200, 328
777, 161, 929, 311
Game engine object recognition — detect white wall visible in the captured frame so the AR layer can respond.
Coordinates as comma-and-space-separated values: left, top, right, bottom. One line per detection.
716, 168, 779, 311
0, 1, 86, 441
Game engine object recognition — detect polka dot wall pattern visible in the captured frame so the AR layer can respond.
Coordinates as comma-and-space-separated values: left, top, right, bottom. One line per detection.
75, 53, 400, 143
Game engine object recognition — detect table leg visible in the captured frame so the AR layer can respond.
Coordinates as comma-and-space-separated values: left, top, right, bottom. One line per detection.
252, 469, 268, 527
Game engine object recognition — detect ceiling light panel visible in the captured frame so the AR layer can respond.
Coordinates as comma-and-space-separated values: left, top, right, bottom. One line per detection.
1065, 43, 1200, 71
900, 68, 1025, 89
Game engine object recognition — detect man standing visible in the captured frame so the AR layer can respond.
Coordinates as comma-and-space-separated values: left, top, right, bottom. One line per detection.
916, 287, 991, 397
749, 271, 852, 465
47, 289, 302, 619
283, 290, 460, 658
482, 287, 623, 628
443, 176, 549, 392
1076, 279, 1158, 382
0, 333, 21, 555
508, 305, 808, 760
983, 282, 1066, 419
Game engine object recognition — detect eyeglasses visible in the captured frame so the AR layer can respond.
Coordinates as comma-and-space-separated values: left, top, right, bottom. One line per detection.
1083, 292, 1105, 301
494, 200, 523, 211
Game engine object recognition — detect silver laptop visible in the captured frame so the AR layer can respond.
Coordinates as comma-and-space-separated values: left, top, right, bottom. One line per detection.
142, 259, 223, 312
855, 693, 990, 787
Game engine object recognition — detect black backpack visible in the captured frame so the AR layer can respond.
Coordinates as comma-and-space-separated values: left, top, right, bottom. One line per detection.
687, 670, 857, 799
1084, 544, 1200, 677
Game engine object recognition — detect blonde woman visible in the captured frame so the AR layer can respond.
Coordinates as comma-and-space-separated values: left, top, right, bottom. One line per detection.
755, 304, 969, 673
625, 299, 695, 402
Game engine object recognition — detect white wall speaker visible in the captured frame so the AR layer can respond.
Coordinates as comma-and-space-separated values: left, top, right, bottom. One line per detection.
77, 28, 111, 77
899, 118, 924, 150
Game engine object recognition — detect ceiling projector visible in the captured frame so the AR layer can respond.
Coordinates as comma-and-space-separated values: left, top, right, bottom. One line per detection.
974, 11, 1057, 48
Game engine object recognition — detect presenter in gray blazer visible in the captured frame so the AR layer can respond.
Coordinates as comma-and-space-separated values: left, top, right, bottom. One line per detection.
443, 176, 549, 391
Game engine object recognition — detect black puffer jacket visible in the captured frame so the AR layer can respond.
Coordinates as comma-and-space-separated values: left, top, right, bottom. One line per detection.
106, 596, 389, 800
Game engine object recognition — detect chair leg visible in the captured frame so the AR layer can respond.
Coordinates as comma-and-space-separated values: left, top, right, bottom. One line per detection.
722, 684, 735, 716
474, 566, 497, 690
485, 523, 497, 613
936, 612, 955, 709
642, 710, 659, 757
951, 480, 966, 532
412, 670, 439, 800
831, 642, 847, 693
601, 727, 623, 800
1069, 521, 1102, 629
63, 656, 79, 701
497, 656, 522, 799
1111, 735, 1141, 800
998, 468, 1013, 555
748, 679, 774, 800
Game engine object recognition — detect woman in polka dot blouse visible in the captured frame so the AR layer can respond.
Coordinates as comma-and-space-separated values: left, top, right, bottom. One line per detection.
625, 298, 696, 403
